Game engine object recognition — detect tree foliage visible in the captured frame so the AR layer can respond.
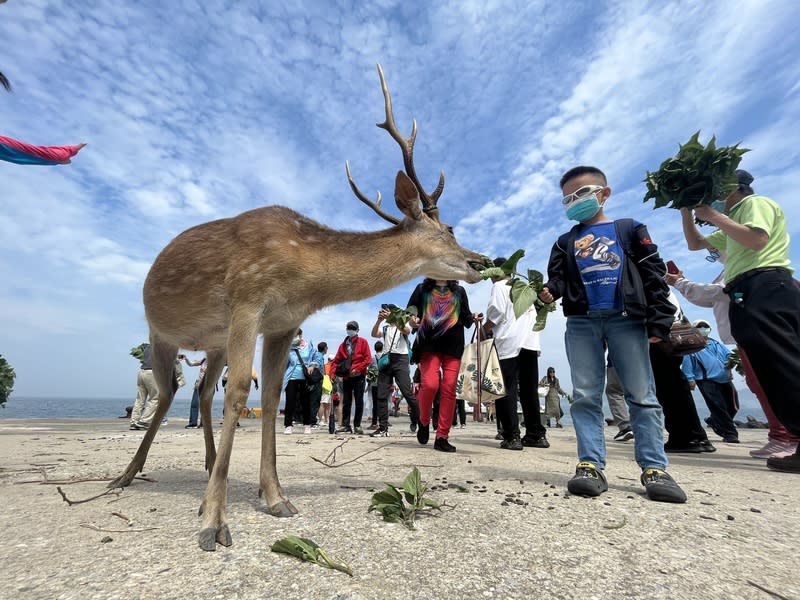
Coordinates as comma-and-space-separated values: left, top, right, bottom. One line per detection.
0, 354, 16, 408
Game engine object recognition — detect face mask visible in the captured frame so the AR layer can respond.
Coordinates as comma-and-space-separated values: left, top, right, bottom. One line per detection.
565, 195, 602, 222
697, 327, 711, 337
710, 200, 726, 213
291, 336, 301, 346
346, 329, 358, 337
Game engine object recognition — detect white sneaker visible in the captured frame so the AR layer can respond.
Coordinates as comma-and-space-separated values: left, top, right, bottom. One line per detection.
750, 440, 798, 458
284, 426, 293, 435
304, 425, 311, 434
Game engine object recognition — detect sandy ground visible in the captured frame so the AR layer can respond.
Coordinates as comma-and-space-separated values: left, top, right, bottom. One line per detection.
0, 416, 797, 600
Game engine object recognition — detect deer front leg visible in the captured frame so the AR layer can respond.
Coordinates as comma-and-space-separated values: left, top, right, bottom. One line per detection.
257, 331, 298, 517
197, 320, 256, 551
109, 339, 178, 488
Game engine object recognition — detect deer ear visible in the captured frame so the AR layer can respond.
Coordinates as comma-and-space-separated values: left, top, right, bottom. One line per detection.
394, 171, 424, 221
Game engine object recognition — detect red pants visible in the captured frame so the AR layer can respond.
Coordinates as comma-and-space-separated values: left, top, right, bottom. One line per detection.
417, 352, 461, 440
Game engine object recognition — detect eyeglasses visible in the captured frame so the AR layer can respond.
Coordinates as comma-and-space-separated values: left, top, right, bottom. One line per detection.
705, 249, 720, 263
561, 185, 605, 206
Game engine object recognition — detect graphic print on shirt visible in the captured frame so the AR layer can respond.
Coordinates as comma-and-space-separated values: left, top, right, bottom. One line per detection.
419, 287, 460, 340
575, 222, 623, 311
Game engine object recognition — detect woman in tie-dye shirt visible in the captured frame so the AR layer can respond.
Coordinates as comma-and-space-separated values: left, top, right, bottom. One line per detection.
407, 278, 481, 453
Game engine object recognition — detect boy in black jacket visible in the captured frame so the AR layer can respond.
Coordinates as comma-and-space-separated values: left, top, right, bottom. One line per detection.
538, 166, 686, 503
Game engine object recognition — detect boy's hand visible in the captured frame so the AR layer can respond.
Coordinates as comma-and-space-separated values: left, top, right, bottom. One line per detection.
539, 287, 554, 303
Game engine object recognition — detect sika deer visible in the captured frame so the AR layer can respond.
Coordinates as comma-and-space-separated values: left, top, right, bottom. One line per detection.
109, 64, 486, 551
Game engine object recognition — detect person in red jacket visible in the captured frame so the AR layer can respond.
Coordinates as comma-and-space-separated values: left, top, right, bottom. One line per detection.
330, 320, 372, 434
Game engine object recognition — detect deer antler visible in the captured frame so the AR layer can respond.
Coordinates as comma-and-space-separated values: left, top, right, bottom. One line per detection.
375, 64, 444, 217
346, 64, 444, 224
345, 161, 400, 225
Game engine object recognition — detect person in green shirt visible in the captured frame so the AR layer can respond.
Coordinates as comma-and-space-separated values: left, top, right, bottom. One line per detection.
680, 169, 800, 473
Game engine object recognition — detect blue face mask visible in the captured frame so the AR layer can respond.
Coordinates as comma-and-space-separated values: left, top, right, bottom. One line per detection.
710, 200, 726, 213
346, 329, 358, 337
697, 327, 711, 337
565, 195, 602, 222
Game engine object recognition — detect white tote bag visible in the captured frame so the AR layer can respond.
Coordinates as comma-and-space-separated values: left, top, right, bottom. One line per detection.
455, 338, 506, 404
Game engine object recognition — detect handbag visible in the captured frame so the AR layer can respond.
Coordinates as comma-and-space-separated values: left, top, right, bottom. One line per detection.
661, 321, 707, 356
294, 349, 323, 386
454, 332, 506, 404
377, 326, 400, 372
335, 337, 354, 376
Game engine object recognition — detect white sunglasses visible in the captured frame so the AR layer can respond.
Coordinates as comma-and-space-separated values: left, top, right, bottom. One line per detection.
561, 184, 605, 206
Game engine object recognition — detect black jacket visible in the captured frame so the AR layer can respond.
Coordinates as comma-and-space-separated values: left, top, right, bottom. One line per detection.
543, 219, 675, 341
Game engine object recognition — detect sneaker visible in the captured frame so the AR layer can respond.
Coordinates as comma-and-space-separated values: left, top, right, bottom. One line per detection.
555, 423, 563, 429
521, 435, 550, 448
766, 448, 800, 473
460, 424, 466, 429
133, 421, 149, 430
417, 423, 430, 445
750, 440, 798, 459
566, 462, 608, 497
310, 424, 321, 430
698, 440, 717, 453
161, 418, 168, 425
369, 423, 379, 430
354, 426, 364, 435
304, 425, 311, 434
370, 428, 389, 438
434, 437, 456, 452
499, 435, 523, 451
613, 427, 634, 442
410, 422, 417, 433
335, 426, 353, 434
722, 437, 740, 443
640, 468, 687, 503
494, 432, 504, 441
284, 426, 292, 435
129, 423, 142, 431
184, 424, 198, 429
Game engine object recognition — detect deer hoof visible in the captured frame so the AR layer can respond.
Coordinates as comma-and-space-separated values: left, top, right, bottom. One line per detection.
265, 499, 298, 517
198, 525, 232, 551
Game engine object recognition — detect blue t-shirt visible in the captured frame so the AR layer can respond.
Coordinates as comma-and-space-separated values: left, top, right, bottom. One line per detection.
574, 221, 622, 311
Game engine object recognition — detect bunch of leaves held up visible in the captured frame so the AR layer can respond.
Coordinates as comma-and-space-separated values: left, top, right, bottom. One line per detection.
130, 343, 147, 361
480, 250, 555, 331
725, 346, 745, 377
369, 466, 442, 529
382, 304, 418, 328
271, 536, 352, 576
643, 132, 749, 210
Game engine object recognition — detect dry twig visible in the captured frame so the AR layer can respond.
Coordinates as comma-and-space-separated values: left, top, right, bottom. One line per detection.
80, 522, 159, 533
111, 511, 134, 526
746, 580, 792, 600
311, 439, 391, 468
56, 486, 122, 506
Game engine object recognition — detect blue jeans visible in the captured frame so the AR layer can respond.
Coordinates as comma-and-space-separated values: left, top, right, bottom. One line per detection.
188, 387, 200, 426
565, 311, 668, 470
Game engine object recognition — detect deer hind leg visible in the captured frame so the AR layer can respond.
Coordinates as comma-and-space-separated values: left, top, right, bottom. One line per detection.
197, 350, 226, 474
109, 337, 178, 488
257, 330, 298, 517
197, 314, 257, 551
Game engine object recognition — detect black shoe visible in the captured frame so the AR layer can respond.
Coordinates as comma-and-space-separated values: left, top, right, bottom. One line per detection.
664, 441, 703, 454
698, 440, 717, 453
434, 437, 456, 452
335, 426, 353, 434
722, 437, 740, 443
494, 432, 504, 441
369, 428, 389, 438
185, 424, 197, 429
567, 462, 608, 497
766, 447, 800, 473
641, 468, 687, 503
500, 435, 523, 451
416, 423, 430, 445
613, 427, 634, 442
410, 422, 417, 433
521, 435, 550, 448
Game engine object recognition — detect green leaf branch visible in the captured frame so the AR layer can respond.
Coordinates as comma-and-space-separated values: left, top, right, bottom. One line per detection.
368, 466, 442, 529
271, 535, 353, 576
643, 131, 749, 212
481, 250, 556, 331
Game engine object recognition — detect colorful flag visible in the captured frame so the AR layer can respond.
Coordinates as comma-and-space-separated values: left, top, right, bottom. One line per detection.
0, 135, 86, 165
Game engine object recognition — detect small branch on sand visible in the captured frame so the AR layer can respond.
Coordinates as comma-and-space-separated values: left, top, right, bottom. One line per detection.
111, 512, 134, 526
57, 486, 121, 506
746, 580, 792, 600
15, 475, 157, 486
80, 522, 160, 533
311, 439, 391, 468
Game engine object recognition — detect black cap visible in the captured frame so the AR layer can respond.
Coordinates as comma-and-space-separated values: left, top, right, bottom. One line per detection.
736, 169, 754, 186
493, 257, 507, 267
346, 320, 359, 330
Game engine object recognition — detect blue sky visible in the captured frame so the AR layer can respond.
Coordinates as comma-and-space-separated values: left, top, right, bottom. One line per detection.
2, 0, 799, 402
